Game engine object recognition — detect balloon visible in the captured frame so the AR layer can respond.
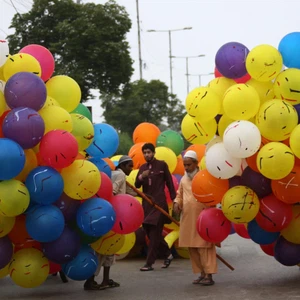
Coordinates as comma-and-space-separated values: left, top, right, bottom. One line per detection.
155, 146, 177, 173
232, 223, 250, 239
222, 186, 260, 223
181, 114, 217, 145
164, 230, 179, 248
4, 72, 46, 110
49, 262, 61, 275
40, 96, 60, 109
9, 248, 49, 288
0, 138, 25, 180
274, 236, 300, 266
15, 149, 38, 182
110, 194, 144, 234
185, 87, 221, 122
39, 130, 78, 169
256, 99, 298, 141
0, 263, 9, 279
128, 142, 146, 169
76, 198, 115, 236
0, 91, 6, 116
0, 236, 13, 269
186, 144, 206, 162
256, 142, 295, 180
197, 208, 231, 243
0, 215, 15, 237
116, 232, 136, 255
156, 130, 184, 156
25, 166, 64, 205
246, 78, 274, 105
260, 242, 275, 256
245, 44, 283, 82
102, 157, 116, 171
26, 205, 65, 243
42, 226, 81, 264
223, 120, 261, 158
223, 84, 260, 120
132, 122, 160, 145
86, 123, 119, 158
126, 169, 140, 191
234, 73, 251, 83
215, 42, 249, 79
255, 194, 292, 232
91, 231, 125, 255
62, 246, 98, 281
281, 205, 300, 244
68, 220, 101, 245
94, 171, 113, 201
46, 75, 81, 112
278, 32, 300, 69
70, 103, 92, 122
289, 124, 300, 158
61, 160, 101, 200
165, 175, 179, 204
173, 155, 185, 176
0, 39, 9, 67
88, 157, 112, 178
19, 44, 55, 82
0, 179, 30, 217
229, 175, 242, 188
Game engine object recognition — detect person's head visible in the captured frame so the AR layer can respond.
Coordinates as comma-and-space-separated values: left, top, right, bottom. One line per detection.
183, 150, 199, 178
117, 155, 134, 176
142, 143, 155, 162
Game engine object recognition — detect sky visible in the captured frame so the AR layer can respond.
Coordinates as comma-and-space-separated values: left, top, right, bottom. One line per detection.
1, 0, 300, 122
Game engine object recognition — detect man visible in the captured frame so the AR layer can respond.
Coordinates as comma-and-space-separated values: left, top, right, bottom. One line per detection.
84, 155, 134, 290
135, 143, 176, 271
173, 150, 217, 286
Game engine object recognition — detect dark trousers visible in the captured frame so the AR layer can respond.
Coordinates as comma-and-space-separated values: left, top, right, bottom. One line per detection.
143, 219, 171, 266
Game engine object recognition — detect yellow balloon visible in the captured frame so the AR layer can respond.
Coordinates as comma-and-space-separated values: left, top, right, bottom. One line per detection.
46, 75, 81, 112
9, 248, 49, 288
185, 87, 221, 122
223, 83, 260, 120
164, 230, 179, 248
3, 53, 41, 81
110, 155, 122, 164
91, 231, 125, 255
15, 149, 38, 182
246, 44, 283, 82
116, 232, 136, 255
39, 105, 73, 133
256, 99, 298, 141
0, 215, 15, 237
0, 65, 4, 81
218, 114, 235, 137
246, 78, 274, 106
0, 263, 9, 279
290, 124, 300, 159
61, 160, 101, 200
200, 156, 206, 170
181, 114, 217, 145
40, 96, 60, 109
155, 146, 177, 173
273, 68, 300, 105
256, 142, 295, 180
0, 180, 30, 217
70, 113, 94, 151
281, 205, 300, 244
134, 196, 142, 205
175, 246, 190, 259
222, 186, 260, 223
0, 91, 6, 117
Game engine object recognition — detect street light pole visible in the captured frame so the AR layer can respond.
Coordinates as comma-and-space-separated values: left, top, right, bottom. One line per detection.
136, 0, 143, 79
189, 72, 214, 87
147, 27, 192, 94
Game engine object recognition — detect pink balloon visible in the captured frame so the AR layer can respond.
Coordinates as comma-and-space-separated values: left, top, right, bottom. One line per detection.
164, 175, 179, 204
19, 44, 55, 82
95, 172, 113, 201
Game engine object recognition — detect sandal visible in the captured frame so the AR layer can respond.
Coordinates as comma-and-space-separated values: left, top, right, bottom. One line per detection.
199, 277, 215, 286
140, 265, 154, 271
107, 279, 120, 288
193, 275, 205, 284
161, 255, 173, 268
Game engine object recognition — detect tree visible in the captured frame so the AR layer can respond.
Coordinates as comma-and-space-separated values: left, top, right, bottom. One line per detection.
7, 0, 133, 101
101, 79, 185, 135
116, 132, 133, 155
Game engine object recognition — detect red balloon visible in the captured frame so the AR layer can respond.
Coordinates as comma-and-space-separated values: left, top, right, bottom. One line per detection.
214, 66, 222, 78
255, 194, 293, 232
232, 223, 250, 239
234, 73, 251, 83
39, 130, 78, 168
165, 175, 179, 204
110, 194, 144, 234
95, 172, 113, 201
49, 261, 61, 274
196, 208, 231, 243
260, 242, 275, 256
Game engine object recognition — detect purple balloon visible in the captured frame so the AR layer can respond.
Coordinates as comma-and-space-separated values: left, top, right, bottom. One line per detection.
241, 167, 272, 198
0, 236, 13, 269
3, 107, 45, 149
229, 176, 242, 188
54, 193, 81, 223
4, 72, 47, 111
274, 236, 300, 266
215, 42, 249, 79
294, 103, 300, 124
42, 226, 81, 264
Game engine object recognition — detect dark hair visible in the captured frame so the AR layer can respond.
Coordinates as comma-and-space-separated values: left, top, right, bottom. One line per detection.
142, 143, 155, 153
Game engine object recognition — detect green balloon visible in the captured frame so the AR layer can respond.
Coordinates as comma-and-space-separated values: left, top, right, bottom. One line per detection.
156, 130, 184, 156
68, 220, 101, 245
71, 103, 93, 122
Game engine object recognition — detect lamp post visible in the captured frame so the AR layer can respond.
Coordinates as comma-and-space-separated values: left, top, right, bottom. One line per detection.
136, 0, 143, 79
147, 27, 192, 94
189, 72, 215, 86
171, 55, 205, 94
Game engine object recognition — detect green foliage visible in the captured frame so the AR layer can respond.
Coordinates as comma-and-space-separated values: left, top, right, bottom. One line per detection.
116, 132, 133, 155
7, 0, 133, 100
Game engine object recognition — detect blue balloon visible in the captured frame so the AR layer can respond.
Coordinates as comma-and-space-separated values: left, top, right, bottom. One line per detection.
247, 219, 280, 245
76, 198, 116, 237
25, 166, 64, 205
278, 32, 300, 69
0, 138, 25, 180
26, 205, 65, 242
62, 245, 98, 281
86, 123, 119, 158
87, 157, 112, 178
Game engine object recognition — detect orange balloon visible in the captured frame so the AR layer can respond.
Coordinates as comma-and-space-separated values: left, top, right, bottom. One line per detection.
185, 144, 206, 162
102, 157, 116, 170
173, 155, 185, 176
15, 149, 38, 182
271, 165, 300, 204
132, 122, 160, 145
191, 169, 229, 206
75, 152, 86, 160
128, 142, 146, 169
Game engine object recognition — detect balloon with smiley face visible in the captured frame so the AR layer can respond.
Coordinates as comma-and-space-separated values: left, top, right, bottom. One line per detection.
246, 78, 274, 106
91, 231, 125, 255
0, 215, 15, 238
0, 39, 9, 67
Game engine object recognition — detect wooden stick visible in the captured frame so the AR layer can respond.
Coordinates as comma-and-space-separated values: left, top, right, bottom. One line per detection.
126, 180, 235, 271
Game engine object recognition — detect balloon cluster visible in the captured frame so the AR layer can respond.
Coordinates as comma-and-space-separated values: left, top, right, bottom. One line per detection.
180, 32, 300, 267
0, 40, 143, 288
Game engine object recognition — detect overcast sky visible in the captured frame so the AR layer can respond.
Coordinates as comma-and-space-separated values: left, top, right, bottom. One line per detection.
1, 0, 300, 120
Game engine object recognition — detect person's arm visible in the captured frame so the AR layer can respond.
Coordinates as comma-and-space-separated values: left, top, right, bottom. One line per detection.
164, 162, 176, 200
134, 166, 149, 189
112, 172, 125, 195
173, 181, 183, 214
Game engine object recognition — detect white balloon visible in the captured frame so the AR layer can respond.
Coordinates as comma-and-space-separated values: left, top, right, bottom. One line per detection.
0, 80, 5, 93
206, 142, 241, 179
223, 120, 261, 158
0, 38, 9, 67
205, 135, 222, 153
